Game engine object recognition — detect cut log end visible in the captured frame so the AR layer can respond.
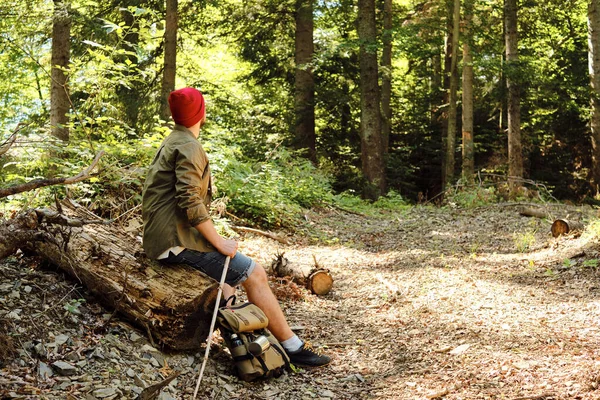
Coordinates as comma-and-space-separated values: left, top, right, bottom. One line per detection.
307, 269, 333, 296
551, 219, 583, 238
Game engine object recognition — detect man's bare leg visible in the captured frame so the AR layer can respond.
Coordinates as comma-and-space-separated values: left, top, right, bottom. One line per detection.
241, 264, 294, 342
222, 284, 236, 303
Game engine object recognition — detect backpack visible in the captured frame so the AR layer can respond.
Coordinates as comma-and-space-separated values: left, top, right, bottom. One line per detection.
217, 298, 290, 382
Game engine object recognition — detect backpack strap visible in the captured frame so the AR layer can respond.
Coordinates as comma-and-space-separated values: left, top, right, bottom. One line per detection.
223, 294, 237, 307
254, 353, 269, 374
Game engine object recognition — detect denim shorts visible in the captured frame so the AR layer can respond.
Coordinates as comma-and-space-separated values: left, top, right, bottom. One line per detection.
160, 249, 256, 287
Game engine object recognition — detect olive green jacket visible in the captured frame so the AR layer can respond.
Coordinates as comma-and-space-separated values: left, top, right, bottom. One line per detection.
142, 125, 215, 259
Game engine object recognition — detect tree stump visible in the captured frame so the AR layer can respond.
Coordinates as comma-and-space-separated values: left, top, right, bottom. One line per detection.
1, 204, 218, 351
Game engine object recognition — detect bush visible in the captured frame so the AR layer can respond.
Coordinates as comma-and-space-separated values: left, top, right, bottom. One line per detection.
212, 148, 333, 229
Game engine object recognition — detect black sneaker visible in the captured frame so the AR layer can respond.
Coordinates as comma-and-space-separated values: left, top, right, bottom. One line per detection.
286, 343, 331, 367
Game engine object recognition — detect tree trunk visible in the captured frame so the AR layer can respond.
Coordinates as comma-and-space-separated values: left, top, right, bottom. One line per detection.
50, 0, 71, 142
117, 2, 141, 131
443, 0, 461, 191
441, 0, 453, 192
358, 0, 386, 200
588, 0, 600, 193
294, 0, 316, 163
380, 0, 393, 155
431, 53, 442, 128
161, 0, 178, 123
462, 1, 475, 184
505, 0, 523, 195
1, 205, 219, 351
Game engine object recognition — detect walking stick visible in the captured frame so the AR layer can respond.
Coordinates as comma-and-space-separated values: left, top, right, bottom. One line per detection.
192, 255, 231, 400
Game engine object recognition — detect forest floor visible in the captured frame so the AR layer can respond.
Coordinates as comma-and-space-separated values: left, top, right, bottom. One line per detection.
2, 203, 600, 399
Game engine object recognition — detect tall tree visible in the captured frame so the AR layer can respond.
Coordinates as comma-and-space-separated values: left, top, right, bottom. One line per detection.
161, 0, 178, 122
504, 0, 523, 194
358, 0, 386, 199
380, 0, 392, 155
116, 2, 141, 131
462, 0, 474, 183
50, 0, 71, 142
589, 0, 600, 192
294, 0, 316, 163
443, 0, 460, 190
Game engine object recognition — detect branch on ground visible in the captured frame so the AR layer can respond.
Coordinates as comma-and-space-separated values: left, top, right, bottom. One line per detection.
0, 151, 104, 198
231, 225, 290, 245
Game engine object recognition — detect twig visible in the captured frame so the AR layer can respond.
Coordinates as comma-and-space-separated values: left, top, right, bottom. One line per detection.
136, 371, 181, 400
511, 394, 555, 400
112, 203, 142, 221
32, 285, 79, 318
8, 321, 35, 364
0, 378, 28, 386
34, 208, 111, 227
144, 322, 156, 348
0, 129, 19, 157
231, 226, 290, 245
329, 203, 367, 217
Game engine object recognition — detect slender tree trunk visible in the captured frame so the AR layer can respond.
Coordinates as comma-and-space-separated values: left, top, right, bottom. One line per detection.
358, 0, 386, 199
441, 0, 453, 191
431, 53, 442, 127
161, 0, 178, 123
50, 0, 71, 142
505, 0, 523, 195
588, 0, 600, 193
294, 0, 316, 163
462, 1, 475, 184
443, 0, 460, 191
380, 0, 393, 155
117, 3, 141, 131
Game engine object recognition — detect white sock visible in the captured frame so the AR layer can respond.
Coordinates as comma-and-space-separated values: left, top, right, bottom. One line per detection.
281, 335, 303, 353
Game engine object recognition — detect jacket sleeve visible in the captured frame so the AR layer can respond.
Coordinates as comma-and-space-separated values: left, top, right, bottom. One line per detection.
173, 141, 211, 227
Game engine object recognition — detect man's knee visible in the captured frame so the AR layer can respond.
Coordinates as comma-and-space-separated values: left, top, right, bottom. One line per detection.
243, 263, 268, 287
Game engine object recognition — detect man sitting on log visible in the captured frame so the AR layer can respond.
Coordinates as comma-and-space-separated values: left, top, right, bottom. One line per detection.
141, 87, 330, 368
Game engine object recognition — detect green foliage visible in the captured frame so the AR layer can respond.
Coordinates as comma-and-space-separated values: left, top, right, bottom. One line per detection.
513, 229, 537, 253
445, 186, 499, 208
333, 190, 409, 216
212, 147, 332, 229
64, 298, 85, 315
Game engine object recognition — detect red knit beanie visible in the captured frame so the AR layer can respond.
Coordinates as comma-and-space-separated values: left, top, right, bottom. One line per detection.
168, 87, 206, 127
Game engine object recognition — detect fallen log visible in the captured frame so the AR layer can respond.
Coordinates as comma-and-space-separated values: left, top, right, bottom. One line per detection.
551, 219, 584, 238
1, 203, 219, 351
518, 207, 549, 219
270, 253, 333, 296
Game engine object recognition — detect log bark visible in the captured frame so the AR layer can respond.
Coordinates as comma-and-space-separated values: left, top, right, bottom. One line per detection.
1, 204, 218, 351
551, 219, 584, 238
270, 253, 333, 296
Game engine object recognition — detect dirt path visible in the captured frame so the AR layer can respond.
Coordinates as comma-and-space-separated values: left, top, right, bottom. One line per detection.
239, 205, 600, 399
2, 204, 600, 399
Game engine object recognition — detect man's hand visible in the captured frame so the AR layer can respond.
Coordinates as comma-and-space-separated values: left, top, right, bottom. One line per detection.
195, 219, 238, 257
217, 238, 238, 258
